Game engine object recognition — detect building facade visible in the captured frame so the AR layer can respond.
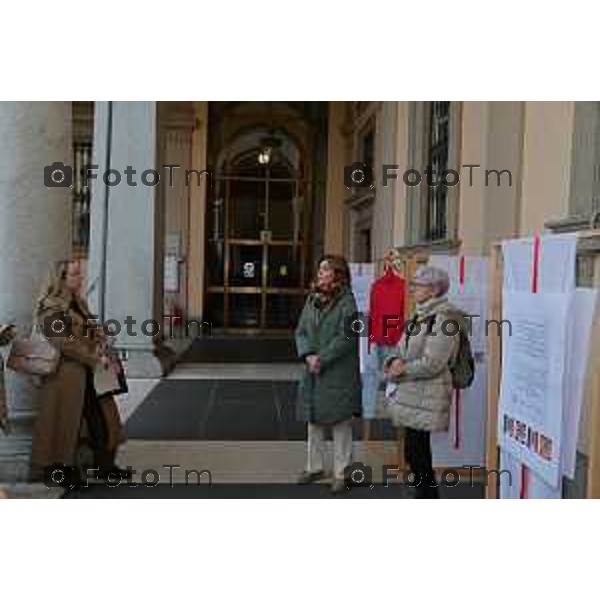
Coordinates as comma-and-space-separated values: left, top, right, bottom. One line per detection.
1, 100, 600, 481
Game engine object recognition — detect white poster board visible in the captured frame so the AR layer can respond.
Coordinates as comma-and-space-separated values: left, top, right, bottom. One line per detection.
502, 234, 577, 294
562, 288, 598, 477
349, 263, 375, 373
432, 360, 488, 467
499, 449, 564, 499
500, 234, 582, 497
428, 255, 489, 355
497, 290, 598, 495
498, 291, 571, 488
428, 255, 489, 466
164, 256, 180, 293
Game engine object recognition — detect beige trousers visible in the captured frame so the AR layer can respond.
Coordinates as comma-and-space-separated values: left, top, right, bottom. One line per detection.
307, 419, 353, 481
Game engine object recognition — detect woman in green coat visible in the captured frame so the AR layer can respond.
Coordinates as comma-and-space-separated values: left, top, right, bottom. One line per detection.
295, 255, 361, 493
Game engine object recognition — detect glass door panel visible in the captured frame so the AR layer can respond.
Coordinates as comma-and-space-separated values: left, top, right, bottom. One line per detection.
205, 175, 310, 331
229, 293, 261, 328
267, 245, 301, 288
228, 179, 266, 239
206, 240, 225, 286
267, 180, 302, 241
204, 293, 225, 328
206, 180, 226, 286
229, 244, 263, 287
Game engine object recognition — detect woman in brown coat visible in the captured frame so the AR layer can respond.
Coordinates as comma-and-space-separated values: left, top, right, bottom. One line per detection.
30, 260, 127, 485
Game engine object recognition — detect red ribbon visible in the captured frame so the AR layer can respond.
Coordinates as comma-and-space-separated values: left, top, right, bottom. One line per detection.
531, 234, 541, 294
454, 389, 461, 449
453, 255, 466, 450
519, 463, 529, 499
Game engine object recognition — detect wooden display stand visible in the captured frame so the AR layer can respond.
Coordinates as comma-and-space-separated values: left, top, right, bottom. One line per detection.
484, 243, 503, 498
485, 230, 600, 499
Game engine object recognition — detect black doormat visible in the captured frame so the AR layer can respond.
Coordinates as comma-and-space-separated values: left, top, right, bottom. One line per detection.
61, 483, 485, 499
180, 336, 298, 363
125, 379, 397, 441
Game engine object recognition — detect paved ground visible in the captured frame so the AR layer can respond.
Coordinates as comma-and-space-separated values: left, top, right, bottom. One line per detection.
62, 482, 484, 499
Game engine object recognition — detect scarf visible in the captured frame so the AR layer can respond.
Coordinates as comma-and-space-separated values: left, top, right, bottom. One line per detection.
312, 283, 345, 309
310, 284, 348, 321
414, 295, 449, 321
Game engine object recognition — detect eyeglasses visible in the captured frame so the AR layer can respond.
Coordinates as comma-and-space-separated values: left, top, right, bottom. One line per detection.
410, 282, 431, 291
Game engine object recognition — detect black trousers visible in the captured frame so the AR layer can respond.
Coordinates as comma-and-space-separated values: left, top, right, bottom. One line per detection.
403, 427, 439, 498
81, 369, 114, 472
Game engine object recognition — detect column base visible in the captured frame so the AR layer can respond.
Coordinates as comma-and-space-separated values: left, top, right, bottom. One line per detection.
0, 404, 36, 483
0, 436, 33, 483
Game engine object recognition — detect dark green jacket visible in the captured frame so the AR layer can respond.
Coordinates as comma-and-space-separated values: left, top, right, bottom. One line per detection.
295, 287, 362, 424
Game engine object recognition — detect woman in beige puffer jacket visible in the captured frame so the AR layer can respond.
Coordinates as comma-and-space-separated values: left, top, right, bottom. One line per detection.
383, 265, 465, 498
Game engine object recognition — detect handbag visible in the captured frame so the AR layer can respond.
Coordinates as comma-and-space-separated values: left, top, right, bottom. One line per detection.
94, 355, 128, 399
6, 325, 60, 377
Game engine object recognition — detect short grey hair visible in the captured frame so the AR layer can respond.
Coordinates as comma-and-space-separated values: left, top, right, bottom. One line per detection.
412, 265, 450, 297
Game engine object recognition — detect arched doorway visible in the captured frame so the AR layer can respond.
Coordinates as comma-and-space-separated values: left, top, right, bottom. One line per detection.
204, 126, 313, 332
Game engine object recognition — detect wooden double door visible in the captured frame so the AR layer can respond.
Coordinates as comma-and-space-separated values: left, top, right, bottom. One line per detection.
205, 173, 311, 332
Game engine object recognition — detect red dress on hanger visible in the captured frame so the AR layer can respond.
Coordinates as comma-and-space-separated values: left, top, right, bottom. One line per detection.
368, 268, 406, 348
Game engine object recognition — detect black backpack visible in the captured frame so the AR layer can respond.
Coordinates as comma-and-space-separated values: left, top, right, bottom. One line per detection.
405, 311, 475, 389
449, 325, 475, 389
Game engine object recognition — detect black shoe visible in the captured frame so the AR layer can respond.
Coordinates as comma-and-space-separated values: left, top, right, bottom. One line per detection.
297, 470, 326, 485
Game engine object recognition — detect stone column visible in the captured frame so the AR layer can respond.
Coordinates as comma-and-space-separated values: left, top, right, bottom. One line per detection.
545, 102, 600, 233
373, 101, 398, 260
88, 101, 171, 378
0, 102, 72, 481
187, 101, 209, 322
519, 102, 575, 234
458, 101, 524, 254
392, 102, 410, 247
324, 101, 347, 255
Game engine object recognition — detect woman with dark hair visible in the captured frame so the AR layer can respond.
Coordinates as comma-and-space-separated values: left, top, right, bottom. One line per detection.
294, 255, 361, 493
